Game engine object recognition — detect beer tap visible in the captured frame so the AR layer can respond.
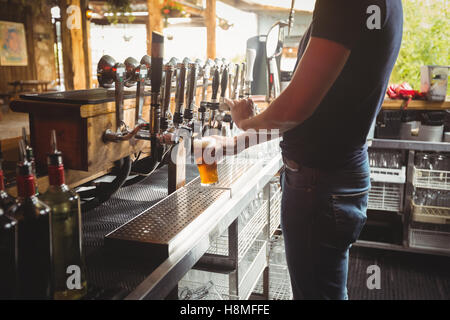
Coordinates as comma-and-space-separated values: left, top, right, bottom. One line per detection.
124, 57, 148, 126
184, 60, 199, 126
149, 32, 164, 161
238, 62, 246, 99
98, 55, 134, 142
217, 64, 233, 132
245, 48, 257, 98
173, 61, 187, 127
160, 59, 176, 132
219, 64, 228, 109
231, 63, 240, 100
227, 63, 234, 100
203, 63, 221, 133
140, 55, 151, 85
150, 34, 163, 137
198, 59, 213, 130
136, 34, 180, 156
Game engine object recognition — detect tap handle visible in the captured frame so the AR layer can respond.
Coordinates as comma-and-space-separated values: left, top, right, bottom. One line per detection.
186, 62, 198, 112
220, 65, 228, 99
239, 62, 246, 98
211, 67, 220, 102
232, 64, 240, 100
151, 32, 164, 95
140, 54, 151, 85
124, 57, 139, 87
245, 49, 256, 83
201, 62, 211, 102
97, 55, 116, 88
175, 63, 187, 114
162, 64, 174, 118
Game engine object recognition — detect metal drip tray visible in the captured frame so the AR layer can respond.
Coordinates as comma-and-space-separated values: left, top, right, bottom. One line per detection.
105, 160, 257, 259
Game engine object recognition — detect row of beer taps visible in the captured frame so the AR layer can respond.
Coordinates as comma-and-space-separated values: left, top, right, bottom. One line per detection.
96, 32, 256, 161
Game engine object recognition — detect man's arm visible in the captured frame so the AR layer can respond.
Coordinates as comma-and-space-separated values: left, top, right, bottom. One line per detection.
233, 36, 351, 133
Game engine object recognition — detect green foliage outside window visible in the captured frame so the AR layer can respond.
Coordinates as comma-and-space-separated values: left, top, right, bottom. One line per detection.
390, 0, 449, 95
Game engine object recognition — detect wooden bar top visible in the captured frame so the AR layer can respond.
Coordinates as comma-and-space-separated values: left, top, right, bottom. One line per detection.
382, 98, 449, 110
11, 88, 151, 118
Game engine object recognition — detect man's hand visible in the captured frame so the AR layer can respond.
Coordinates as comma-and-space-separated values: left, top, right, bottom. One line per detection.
225, 98, 255, 129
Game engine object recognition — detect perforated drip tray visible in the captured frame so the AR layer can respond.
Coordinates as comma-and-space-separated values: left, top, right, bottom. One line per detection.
105, 160, 256, 259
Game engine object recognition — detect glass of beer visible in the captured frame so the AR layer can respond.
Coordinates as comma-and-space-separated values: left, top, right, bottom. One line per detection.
194, 137, 219, 186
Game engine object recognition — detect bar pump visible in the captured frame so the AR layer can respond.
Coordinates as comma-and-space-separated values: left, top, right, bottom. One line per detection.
184, 60, 199, 125
160, 59, 176, 132
124, 57, 148, 126
98, 55, 135, 142
173, 61, 187, 127
231, 64, 240, 100
245, 48, 257, 98
198, 59, 214, 130
205, 62, 221, 132
238, 62, 246, 99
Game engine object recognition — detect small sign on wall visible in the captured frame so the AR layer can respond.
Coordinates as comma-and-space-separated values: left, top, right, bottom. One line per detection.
0, 21, 28, 66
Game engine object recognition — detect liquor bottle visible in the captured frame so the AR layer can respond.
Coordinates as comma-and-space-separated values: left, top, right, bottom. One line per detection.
39, 131, 87, 300
0, 208, 18, 299
9, 140, 52, 299
0, 147, 16, 212
22, 128, 38, 195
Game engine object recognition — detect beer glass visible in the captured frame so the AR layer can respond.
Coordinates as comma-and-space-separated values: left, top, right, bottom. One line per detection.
194, 137, 219, 186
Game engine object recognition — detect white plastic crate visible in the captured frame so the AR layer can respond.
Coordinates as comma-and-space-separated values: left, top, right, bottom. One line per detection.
179, 240, 267, 300
253, 264, 293, 300
368, 182, 404, 212
269, 188, 282, 237
370, 166, 406, 184
206, 200, 268, 259
411, 201, 450, 225
409, 228, 450, 253
253, 234, 292, 300
413, 167, 450, 191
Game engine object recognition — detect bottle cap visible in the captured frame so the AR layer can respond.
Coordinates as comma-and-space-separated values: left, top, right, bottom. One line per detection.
47, 130, 64, 166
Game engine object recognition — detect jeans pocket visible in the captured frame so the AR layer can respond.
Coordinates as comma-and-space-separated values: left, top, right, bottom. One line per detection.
283, 166, 315, 192
331, 191, 369, 249
317, 190, 369, 250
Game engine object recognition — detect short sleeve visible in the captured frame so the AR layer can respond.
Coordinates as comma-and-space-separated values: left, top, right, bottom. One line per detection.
311, 0, 367, 49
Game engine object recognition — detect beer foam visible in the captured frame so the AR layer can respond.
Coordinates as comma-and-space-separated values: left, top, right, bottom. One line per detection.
193, 137, 216, 149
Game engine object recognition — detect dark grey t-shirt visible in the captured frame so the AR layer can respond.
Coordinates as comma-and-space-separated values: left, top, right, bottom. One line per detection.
280, 0, 403, 170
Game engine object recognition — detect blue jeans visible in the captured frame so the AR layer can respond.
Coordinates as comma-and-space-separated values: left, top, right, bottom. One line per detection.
280, 157, 370, 300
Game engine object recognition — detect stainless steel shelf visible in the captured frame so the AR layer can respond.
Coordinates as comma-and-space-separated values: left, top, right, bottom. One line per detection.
369, 139, 450, 152
354, 240, 450, 257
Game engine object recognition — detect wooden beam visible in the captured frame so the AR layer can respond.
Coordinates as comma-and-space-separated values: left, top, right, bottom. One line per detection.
60, 0, 87, 90
81, 0, 93, 88
146, 0, 164, 55
205, 0, 216, 59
